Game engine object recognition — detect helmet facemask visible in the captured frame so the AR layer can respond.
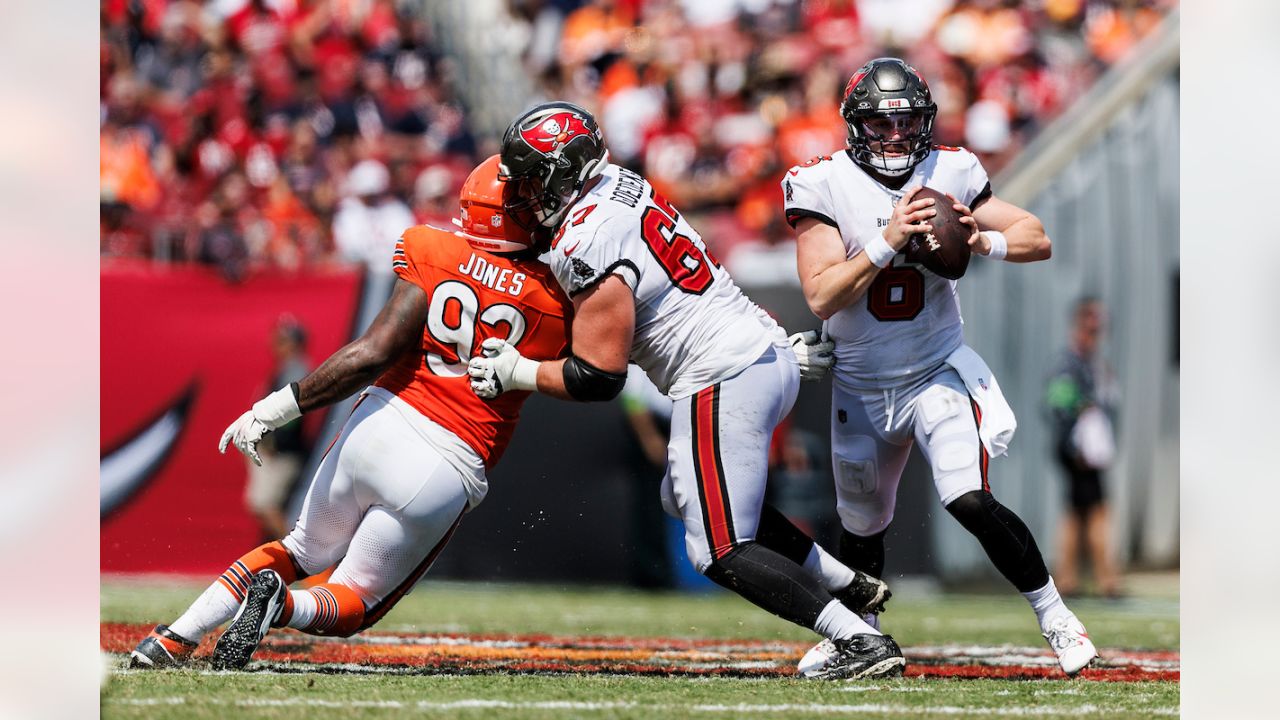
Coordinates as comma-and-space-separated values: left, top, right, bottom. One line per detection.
499, 160, 578, 232
499, 102, 609, 231
845, 106, 936, 177
840, 58, 938, 177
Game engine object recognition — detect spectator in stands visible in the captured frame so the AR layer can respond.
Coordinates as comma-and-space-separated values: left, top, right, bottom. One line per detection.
1045, 297, 1122, 598
245, 315, 314, 542
412, 165, 457, 226
501, 0, 1172, 270
99, 0, 479, 272
332, 159, 416, 274
100, 0, 1173, 274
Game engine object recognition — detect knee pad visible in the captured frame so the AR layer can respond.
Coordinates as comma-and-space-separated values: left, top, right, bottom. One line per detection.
833, 436, 879, 496
833, 436, 894, 536
659, 471, 679, 519
837, 503, 894, 537
918, 388, 983, 503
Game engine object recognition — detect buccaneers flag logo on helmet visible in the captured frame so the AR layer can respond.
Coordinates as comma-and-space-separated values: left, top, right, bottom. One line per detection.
520, 112, 591, 156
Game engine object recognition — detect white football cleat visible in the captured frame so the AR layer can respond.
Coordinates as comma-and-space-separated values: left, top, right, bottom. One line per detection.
798, 613, 882, 677
798, 638, 838, 678
802, 634, 905, 680
1042, 614, 1098, 676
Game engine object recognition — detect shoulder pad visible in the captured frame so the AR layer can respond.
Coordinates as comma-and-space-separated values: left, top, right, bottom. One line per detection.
786, 154, 836, 178
931, 144, 980, 168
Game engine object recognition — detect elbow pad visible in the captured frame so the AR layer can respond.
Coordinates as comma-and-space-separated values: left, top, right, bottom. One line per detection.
562, 355, 627, 402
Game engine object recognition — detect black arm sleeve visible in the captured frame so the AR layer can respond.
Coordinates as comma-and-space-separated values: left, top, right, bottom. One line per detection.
562, 355, 627, 402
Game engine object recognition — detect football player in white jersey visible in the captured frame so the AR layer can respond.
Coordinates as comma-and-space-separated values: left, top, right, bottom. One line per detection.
783, 58, 1097, 676
468, 102, 902, 679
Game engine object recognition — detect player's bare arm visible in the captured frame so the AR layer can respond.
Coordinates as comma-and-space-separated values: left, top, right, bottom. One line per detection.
951, 194, 1051, 263
469, 274, 633, 402
296, 278, 429, 411
796, 189, 935, 320
533, 275, 634, 399
219, 278, 429, 465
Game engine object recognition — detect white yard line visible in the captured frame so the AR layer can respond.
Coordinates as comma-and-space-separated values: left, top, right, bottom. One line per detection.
104, 697, 1179, 716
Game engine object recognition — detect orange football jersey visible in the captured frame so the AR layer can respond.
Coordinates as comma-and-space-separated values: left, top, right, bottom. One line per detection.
374, 225, 572, 467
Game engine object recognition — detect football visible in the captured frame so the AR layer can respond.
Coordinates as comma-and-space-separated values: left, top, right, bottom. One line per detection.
904, 186, 971, 280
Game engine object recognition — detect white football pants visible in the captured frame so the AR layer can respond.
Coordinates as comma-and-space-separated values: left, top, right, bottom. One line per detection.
282, 391, 470, 625
661, 344, 800, 573
830, 365, 990, 537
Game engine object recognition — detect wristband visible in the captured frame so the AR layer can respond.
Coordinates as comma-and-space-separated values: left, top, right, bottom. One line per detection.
509, 356, 541, 392
864, 234, 897, 268
983, 230, 1008, 261
253, 385, 303, 430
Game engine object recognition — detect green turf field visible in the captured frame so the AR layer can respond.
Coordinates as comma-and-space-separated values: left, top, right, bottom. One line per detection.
101, 576, 1179, 719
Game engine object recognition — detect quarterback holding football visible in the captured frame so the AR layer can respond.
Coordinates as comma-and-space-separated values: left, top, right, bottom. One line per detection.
784, 57, 1097, 677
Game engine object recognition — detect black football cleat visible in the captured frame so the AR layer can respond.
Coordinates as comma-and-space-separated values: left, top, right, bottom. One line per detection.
833, 571, 892, 615
212, 569, 286, 670
804, 633, 906, 680
129, 624, 198, 669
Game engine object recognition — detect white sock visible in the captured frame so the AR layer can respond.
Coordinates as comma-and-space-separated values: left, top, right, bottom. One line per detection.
169, 581, 241, 642
813, 599, 881, 640
1022, 576, 1071, 630
284, 589, 319, 630
803, 543, 857, 593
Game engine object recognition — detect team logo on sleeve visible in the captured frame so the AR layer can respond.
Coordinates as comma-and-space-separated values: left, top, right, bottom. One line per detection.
520, 112, 591, 156
570, 257, 597, 284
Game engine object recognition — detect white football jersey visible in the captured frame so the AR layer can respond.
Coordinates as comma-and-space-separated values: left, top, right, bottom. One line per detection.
783, 147, 992, 392
544, 163, 786, 398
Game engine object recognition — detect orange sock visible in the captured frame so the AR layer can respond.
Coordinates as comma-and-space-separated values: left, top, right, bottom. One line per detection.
278, 583, 366, 637
216, 541, 299, 604
299, 564, 336, 588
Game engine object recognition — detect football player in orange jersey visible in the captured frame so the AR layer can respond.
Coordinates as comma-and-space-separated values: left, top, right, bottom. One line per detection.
129, 156, 574, 670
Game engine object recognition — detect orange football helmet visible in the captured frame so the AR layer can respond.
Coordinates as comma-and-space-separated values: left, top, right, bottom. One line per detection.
456, 155, 537, 254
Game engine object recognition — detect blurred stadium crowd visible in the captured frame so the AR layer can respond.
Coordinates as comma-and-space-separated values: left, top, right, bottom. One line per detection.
100, 0, 477, 277
100, 0, 1172, 278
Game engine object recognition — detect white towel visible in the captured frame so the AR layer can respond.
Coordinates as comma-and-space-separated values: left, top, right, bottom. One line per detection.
944, 345, 1017, 457
1071, 406, 1116, 470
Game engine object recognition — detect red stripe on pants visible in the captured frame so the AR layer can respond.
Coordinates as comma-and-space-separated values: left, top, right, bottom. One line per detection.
970, 399, 990, 493
695, 386, 733, 559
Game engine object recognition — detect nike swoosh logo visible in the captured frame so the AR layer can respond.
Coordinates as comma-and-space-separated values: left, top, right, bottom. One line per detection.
101, 384, 198, 517
563, 241, 581, 256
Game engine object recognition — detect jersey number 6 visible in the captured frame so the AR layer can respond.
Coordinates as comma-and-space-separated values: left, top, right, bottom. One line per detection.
425, 280, 528, 376
867, 257, 925, 322
640, 191, 718, 294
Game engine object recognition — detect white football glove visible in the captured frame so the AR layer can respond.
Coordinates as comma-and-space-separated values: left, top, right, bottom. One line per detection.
789, 329, 835, 382
218, 386, 302, 466
467, 337, 540, 399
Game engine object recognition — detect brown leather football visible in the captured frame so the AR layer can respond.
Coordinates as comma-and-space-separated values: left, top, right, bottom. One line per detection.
904, 186, 971, 280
